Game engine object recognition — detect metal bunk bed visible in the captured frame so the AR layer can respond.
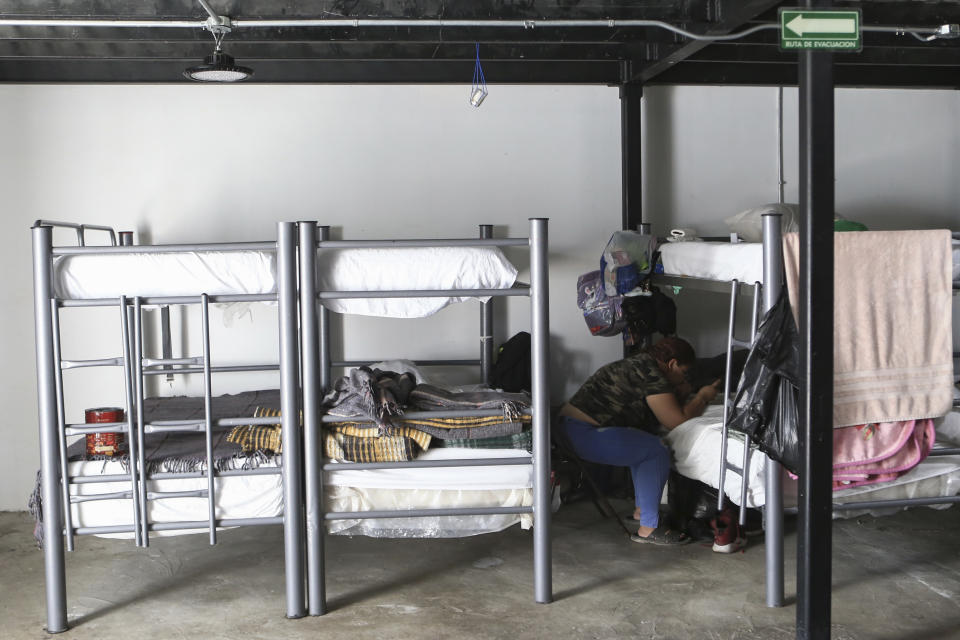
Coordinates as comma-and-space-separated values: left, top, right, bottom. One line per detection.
295, 218, 552, 615
659, 216, 960, 609
31, 220, 306, 633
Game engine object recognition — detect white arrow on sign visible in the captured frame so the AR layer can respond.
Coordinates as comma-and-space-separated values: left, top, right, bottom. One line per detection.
785, 15, 856, 37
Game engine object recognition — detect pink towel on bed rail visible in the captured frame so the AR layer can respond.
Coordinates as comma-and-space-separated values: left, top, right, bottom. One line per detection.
832, 419, 935, 490
783, 230, 954, 428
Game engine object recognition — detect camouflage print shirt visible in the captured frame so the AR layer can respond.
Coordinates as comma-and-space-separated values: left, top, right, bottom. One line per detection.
568, 352, 674, 432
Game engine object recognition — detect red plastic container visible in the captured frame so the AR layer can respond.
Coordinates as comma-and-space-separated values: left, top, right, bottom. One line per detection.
84, 407, 126, 456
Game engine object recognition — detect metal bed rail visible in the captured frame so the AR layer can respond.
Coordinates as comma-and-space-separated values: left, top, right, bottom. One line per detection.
298, 218, 551, 617
32, 221, 305, 633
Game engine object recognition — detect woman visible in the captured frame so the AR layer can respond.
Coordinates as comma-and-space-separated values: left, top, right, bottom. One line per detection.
557, 336, 720, 545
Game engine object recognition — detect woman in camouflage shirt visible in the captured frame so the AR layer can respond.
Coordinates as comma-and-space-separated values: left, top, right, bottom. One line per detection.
558, 336, 720, 545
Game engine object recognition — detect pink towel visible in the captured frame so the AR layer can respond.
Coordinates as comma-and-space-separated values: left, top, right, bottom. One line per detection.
832, 419, 935, 490
783, 230, 954, 428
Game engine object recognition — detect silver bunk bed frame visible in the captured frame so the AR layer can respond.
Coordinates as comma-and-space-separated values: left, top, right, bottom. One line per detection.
295, 218, 552, 615
659, 215, 960, 609
33, 216, 551, 631
31, 221, 306, 633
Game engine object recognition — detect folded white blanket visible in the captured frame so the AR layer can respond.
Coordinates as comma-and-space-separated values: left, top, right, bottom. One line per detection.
783, 230, 954, 428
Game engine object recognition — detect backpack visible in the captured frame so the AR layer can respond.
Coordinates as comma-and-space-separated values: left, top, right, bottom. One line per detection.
490, 331, 531, 392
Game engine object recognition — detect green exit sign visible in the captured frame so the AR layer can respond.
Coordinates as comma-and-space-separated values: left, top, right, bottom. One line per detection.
780, 8, 862, 52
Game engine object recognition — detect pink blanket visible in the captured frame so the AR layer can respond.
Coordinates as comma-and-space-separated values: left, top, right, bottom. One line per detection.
832, 419, 935, 490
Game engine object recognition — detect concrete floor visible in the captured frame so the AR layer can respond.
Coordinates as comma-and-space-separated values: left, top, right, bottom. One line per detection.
2, 501, 960, 640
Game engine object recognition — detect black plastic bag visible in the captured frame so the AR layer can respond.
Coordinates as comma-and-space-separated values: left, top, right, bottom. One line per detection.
490, 331, 531, 392
727, 290, 801, 474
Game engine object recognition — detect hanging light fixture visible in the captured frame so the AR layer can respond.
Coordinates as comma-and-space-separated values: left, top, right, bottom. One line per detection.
184, 17, 253, 82
470, 43, 488, 107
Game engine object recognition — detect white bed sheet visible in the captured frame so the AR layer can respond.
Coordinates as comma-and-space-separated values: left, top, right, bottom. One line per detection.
658, 242, 764, 284
68, 448, 533, 539
666, 405, 960, 514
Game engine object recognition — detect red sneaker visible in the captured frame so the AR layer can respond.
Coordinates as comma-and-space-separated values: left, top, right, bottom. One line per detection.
710, 508, 746, 554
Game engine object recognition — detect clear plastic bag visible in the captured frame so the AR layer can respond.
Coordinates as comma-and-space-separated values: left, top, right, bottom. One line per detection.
600, 231, 656, 296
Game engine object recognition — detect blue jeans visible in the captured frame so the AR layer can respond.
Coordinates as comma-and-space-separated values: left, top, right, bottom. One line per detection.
558, 415, 670, 529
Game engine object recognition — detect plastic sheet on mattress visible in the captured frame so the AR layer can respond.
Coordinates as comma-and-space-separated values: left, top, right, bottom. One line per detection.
325, 486, 533, 537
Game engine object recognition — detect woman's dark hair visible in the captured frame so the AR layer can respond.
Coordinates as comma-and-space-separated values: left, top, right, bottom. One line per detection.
646, 336, 696, 367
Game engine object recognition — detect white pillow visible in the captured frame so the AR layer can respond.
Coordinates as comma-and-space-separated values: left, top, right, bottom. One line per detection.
725, 203, 799, 242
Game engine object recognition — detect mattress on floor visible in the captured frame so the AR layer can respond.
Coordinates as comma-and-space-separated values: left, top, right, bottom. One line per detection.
69, 448, 533, 539
53, 246, 518, 318
658, 242, 764, 284
666, 405, 960, 514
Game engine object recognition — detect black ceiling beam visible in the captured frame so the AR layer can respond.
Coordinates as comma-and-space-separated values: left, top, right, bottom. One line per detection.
688, 42, 960, 68
0, 58, 622, 84
631, 0, 784, 84
0, 39, 628, 62
649, 61, 960, 89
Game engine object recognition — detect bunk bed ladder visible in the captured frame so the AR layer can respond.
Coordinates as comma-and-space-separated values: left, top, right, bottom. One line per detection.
716, 279, 762, 527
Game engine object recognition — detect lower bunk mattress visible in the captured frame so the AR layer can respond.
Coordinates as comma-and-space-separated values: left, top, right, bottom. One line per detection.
66, 448, 533, 539
665, 405, 960, 516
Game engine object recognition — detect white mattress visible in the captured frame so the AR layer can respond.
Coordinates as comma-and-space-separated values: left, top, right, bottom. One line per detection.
68, 448, 533, 539
315, 246, 518, 318
660, 238, 959, 286
658, 242, 764, 284
666, 405, 960, 514
53, 246, 518, 319
53, 250, 277, 299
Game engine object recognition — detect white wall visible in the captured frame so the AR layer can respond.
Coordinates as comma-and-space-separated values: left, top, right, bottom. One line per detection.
4, 83, 958, 512
0, 84, 624, 511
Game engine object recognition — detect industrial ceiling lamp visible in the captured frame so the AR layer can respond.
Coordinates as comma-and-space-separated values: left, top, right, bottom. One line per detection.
184, 16, 252, 82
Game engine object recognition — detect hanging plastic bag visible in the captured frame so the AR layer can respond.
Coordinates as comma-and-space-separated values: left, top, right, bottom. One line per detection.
576, 270, 625, 337
727, 289, 801, 474
600, 231, 657, 296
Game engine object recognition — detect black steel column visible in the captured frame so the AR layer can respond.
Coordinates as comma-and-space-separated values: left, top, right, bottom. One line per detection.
620, 61, 643, 231
796, 2, 835, 638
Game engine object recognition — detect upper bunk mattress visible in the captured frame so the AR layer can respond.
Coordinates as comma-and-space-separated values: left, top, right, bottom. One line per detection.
315, 246, 518, 318
659, 242, 764, 284
53, 250, 277, 300
53, 246, 519, 318
660, 237, 959, 286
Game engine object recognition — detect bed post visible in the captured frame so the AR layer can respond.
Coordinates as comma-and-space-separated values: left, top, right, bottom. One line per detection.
277, 222, 305, 619
299, 222, 327, 616
529, 218, 552, 604
761, 212, 785, 609
32, 224, 68, 634
479, 224, 494, 385
318, 226, 331, 394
